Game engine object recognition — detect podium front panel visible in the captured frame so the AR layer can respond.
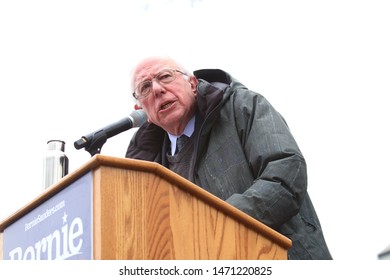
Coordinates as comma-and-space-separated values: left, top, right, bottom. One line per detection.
3, 173, 93, 260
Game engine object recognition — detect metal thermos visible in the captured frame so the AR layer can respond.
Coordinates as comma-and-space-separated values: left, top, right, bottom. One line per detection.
42, 140, 69, 190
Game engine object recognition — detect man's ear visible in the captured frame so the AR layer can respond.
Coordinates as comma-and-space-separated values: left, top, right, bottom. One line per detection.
189, 76, 198, 92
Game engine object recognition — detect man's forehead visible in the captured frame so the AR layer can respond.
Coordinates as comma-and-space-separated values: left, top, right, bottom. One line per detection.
135, 57, 176, 77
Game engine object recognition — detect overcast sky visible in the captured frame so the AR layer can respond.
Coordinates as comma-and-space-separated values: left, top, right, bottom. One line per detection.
1, 0, 389, 261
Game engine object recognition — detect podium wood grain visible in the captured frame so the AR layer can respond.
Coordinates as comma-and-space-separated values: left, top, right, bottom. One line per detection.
93, 159, 290, 259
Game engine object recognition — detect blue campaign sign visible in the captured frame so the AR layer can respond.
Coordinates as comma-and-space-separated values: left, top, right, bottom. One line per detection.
3, 172, 93, 260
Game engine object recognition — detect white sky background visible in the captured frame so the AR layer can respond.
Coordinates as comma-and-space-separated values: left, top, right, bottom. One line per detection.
0, 0, 389, 261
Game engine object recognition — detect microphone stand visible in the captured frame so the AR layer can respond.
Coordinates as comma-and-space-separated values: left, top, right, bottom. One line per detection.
74, 130, 108, 157
74, 110, 146, 157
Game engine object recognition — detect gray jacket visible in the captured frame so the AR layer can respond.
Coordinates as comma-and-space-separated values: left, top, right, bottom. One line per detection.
126, 69, 332, 260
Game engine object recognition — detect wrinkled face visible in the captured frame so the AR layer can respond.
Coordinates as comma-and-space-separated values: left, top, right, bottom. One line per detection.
132, 57, 198, 135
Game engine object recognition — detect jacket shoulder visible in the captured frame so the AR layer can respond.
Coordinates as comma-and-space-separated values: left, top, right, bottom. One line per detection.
194, 69, 232, 85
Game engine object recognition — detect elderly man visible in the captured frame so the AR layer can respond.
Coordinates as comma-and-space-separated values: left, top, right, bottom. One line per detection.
126, 56, 332, 260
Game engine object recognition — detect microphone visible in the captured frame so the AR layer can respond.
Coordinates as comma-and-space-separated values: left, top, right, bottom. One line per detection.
74, 110, 147, 150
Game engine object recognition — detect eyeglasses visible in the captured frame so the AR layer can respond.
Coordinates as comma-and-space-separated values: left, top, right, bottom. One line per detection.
132, 69, 186, 100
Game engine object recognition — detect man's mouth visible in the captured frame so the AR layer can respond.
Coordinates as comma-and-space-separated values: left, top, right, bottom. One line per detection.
160, 101, 174, 110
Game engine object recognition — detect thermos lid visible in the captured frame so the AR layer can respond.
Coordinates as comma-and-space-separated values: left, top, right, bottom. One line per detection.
47, 140, 65, 152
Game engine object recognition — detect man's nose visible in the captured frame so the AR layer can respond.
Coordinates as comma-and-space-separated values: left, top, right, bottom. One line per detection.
151, 79, 166, 95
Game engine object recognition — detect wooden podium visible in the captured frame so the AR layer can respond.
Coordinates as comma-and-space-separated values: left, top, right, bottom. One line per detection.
0, 155, 291, 260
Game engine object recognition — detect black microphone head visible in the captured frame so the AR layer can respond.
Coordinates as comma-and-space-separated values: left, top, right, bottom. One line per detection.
129, 110, 147, 127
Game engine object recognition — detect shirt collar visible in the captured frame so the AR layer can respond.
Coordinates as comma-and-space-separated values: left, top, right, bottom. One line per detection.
168, 115, 195, 155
